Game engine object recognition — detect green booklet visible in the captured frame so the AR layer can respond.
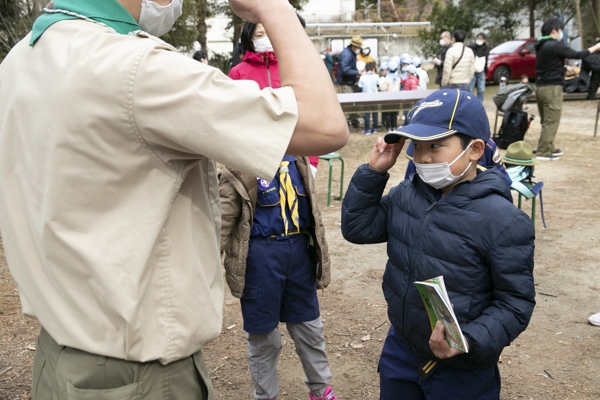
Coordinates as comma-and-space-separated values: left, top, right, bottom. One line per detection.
414, 276, 469, 353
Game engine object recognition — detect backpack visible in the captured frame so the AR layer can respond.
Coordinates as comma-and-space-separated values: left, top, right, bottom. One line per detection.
495, 109, 528, 149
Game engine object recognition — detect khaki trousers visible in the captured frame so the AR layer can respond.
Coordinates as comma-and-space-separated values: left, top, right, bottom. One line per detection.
32, 328, 215, 400
535, 85, 563, 157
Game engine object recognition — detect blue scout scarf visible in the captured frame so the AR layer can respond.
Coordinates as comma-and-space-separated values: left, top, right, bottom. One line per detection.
30, 0, 140, 46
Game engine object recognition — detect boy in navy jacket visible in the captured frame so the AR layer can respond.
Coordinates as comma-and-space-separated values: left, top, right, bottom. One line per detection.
341, 89, 535, 400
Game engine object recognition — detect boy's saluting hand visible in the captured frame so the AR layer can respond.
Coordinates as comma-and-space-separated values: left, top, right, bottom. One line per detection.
368, 136, 405, 173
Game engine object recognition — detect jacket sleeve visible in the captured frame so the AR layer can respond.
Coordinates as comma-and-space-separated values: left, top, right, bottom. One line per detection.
219, 175, 243, 254
460, 212, 536, 360
467, 48, 475, 80
556, 42, 590, 60
442, 48, 454, 86
341, 164, 392, 244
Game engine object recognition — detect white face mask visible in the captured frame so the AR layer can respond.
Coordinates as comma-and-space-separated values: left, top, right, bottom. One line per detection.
139, 0, 183, 37
252, 36, 273, 53
363, 49, 371, 55
440, 39, 446, 46
354, 48, 362, 55
557, 30, 564, 41
475, 40, 484, 46
414, 141, 474, 189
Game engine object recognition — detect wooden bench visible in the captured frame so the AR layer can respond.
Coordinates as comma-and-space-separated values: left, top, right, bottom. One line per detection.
337, 89, 437, 113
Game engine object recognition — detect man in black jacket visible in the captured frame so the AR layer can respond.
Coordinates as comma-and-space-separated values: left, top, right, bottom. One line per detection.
468, 33, 489, 101
535, 18, 600, 160
434, 31, 451, 87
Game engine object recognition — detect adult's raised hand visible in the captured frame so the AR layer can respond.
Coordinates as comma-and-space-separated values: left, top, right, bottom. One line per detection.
228, 0, 293, 24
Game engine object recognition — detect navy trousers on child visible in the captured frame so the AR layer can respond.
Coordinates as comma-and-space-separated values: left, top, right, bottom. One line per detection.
241, 233, 331, 400
379, 326, 500, 400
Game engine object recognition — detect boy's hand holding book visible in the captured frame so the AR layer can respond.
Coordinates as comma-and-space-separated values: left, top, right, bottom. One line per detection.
429, 321, 469, 359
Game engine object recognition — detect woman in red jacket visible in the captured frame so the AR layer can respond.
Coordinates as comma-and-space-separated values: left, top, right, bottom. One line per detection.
229, 22, 320, 177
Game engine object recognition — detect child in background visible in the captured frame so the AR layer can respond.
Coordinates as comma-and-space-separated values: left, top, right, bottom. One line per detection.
400, 65, 419, 125
401, 64, 419, 91
412, 57, 429, 90
379, 63, 392, 132
359, 62, 380, 134
225, 21, 337, 400
342, 89, 535, 400
383, 60, 401, 132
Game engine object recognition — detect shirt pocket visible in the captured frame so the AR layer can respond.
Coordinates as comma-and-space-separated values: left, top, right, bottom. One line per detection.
256, 190, 280, 207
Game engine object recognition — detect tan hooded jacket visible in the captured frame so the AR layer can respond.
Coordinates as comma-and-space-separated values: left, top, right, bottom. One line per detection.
219, 156, 330, 298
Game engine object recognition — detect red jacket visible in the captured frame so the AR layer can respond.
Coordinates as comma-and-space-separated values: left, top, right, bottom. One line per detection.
228, 51, 319, 169
401, 75, 419, 91
228, 51, 280, 89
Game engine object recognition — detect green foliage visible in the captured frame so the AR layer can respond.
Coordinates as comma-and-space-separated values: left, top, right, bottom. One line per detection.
417, 1, 479, 58
209, 51, 233, 74
459, 0, 523, 46
160, 0, 199, 52
0, 0, 44, 61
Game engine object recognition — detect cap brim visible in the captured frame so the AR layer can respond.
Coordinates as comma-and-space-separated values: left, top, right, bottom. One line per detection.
384, 123, 457, 144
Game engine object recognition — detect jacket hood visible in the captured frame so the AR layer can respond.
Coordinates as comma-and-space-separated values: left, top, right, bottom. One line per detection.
242, 51, 278, 66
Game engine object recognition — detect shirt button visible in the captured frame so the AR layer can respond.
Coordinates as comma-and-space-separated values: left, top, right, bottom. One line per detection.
281, 233, 285, 237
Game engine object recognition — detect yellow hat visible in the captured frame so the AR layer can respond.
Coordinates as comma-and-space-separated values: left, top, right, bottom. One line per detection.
350, 35, 363, 48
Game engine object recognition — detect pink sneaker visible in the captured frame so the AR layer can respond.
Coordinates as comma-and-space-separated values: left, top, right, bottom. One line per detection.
309, 386, 337, 400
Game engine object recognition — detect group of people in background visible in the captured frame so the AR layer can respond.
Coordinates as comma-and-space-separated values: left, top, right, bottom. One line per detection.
331, 34, 430, 134
435, 29, 489, 100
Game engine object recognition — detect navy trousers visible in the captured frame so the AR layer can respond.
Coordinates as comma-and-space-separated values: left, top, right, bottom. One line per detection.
379, 326, 501, 400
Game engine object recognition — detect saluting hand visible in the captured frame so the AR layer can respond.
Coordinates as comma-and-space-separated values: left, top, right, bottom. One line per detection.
368, 136, 404, 173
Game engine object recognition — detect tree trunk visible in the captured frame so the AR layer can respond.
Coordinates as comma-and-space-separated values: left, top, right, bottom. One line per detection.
231, 14, 243, 53
529, 0, 535, 38
196, 0, 207, 50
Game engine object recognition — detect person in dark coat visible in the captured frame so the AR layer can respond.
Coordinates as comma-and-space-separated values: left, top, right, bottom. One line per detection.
434, 31, 451, 87
342, 89, 535, 400
468, 32, 490, 101
534, 17, 600, 160
335, 35, 363, 130
335, 35, 363, 92
582, 38, 600, 100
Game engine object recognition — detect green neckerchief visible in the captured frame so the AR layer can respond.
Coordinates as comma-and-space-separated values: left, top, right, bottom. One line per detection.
30, 0, 140, 46
537, 35, 554, 41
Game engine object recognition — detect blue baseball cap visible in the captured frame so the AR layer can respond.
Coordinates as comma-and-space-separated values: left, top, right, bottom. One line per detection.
384, 89, 490, 143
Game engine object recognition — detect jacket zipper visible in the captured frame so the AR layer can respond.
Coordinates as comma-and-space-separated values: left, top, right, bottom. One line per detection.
266, 57, 272, 88
402, 194, 437, 341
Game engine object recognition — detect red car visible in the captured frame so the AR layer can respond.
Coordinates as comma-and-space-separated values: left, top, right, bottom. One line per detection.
486, 39, 537, 84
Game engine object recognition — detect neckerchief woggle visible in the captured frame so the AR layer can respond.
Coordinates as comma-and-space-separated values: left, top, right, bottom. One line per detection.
30, 0, 140, 46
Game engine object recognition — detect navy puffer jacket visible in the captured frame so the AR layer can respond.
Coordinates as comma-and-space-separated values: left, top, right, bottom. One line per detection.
336, 46, 359, 86
342, 165, 536, 370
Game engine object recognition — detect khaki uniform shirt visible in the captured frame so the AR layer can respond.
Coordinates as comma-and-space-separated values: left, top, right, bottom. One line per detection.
0, 20, 298, 364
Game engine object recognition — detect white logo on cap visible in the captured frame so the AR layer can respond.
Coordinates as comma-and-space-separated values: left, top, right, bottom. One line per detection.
412, 99, 443, 119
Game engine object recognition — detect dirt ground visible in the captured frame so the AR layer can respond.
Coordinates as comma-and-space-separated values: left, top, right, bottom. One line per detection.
1, 94, 600, 400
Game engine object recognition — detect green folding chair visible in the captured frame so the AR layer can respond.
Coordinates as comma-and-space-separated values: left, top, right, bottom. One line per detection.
318, 152, 344, 206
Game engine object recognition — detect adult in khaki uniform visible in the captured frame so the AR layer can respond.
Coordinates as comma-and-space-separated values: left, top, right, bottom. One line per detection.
0, 0, 348, 398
